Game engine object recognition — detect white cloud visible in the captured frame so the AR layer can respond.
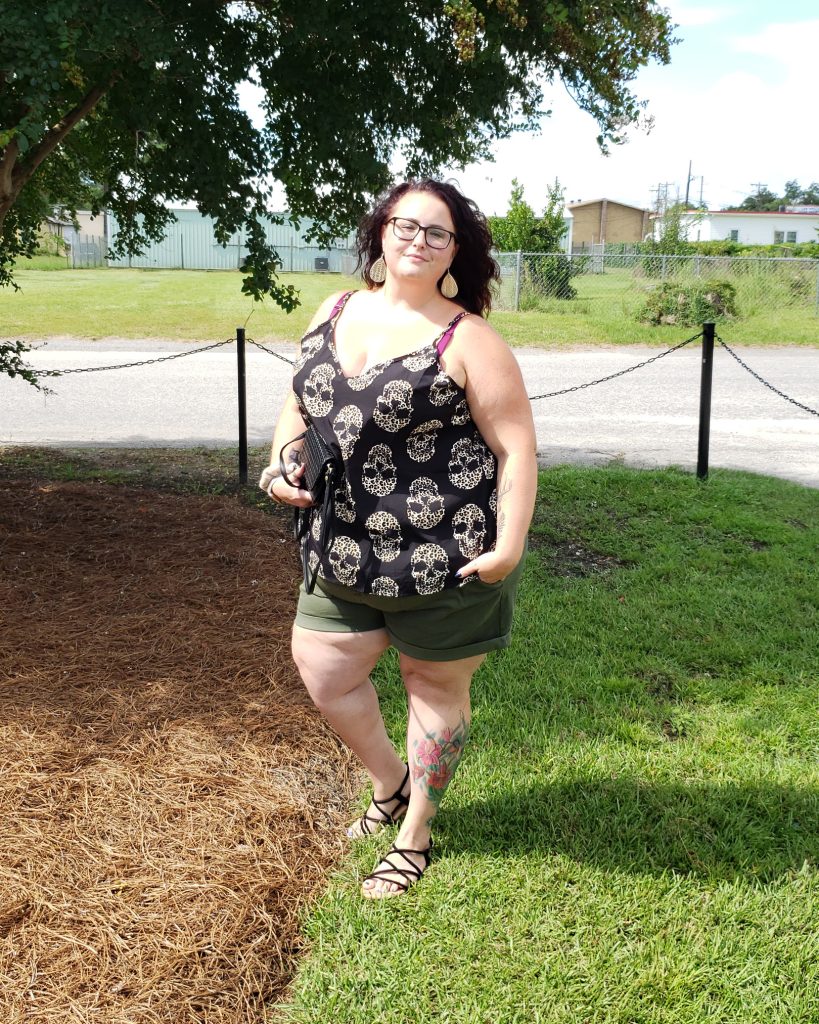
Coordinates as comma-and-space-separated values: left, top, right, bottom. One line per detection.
733, 18, 819, 62
666, 2, 735, 27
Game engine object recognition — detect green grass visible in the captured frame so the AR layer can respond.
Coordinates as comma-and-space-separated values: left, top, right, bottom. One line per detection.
1, 268, 817, 347
276, 464, 817, 1024
4, 446, 815, 1023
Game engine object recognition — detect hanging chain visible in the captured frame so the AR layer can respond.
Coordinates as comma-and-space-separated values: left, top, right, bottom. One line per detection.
27, 330, 819, 420
715, 335, 819, 417
51, 339, 235, 375
526, 331, 703, 402
246, 338, 295, 365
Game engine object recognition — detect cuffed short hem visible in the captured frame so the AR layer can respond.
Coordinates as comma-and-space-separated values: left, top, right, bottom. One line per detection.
385, 629, 512, 662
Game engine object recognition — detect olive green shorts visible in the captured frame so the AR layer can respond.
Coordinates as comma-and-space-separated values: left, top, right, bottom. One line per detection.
295, 553, 526, 662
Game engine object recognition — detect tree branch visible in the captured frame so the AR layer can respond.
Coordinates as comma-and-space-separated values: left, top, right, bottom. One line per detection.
10, 73, 121, 196
0, 137, 20, 206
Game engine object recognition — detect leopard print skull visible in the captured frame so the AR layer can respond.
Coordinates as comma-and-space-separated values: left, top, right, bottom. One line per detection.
347, 365, 381, 391
410, 542, 449, 595
452, 504, 487, 559
293, 330, 324, 372
328, 536, 361, 586
451, 398, 471, 426
406, 477, 445, 529
407, 420, 442, 463
371, 576, 399, 597
362, 443, 397, 497
448, 436, 484, 490
402, 348, 436, 371
334, 477, 356, 523
373, 380, 413, 432
307, 550, 322, 579
333, 404, 362, 460
365, 511, 402, 563
429, 371, 460, 407
302, 363, 335, 417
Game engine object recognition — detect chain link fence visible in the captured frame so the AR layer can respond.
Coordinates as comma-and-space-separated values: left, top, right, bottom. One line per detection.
494, 251, 819, 318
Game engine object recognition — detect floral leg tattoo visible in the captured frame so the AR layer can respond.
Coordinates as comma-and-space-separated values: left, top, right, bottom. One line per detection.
411, 712, 470, 811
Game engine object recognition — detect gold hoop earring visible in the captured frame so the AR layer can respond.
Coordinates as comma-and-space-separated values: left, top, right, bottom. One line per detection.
370, 254, 387, 283
440, 269, 458, 299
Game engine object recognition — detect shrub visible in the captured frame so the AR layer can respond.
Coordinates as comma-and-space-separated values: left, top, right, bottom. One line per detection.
636, 280, 738, 326
36, 231, 68, 257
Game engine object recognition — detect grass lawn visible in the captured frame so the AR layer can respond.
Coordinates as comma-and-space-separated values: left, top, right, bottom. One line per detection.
276, 464, 818, 1024
3, 446, 816, 1023
1, 267, 817, 347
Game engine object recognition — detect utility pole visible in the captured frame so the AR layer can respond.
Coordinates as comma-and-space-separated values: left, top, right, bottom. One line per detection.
684, 160, 694, 207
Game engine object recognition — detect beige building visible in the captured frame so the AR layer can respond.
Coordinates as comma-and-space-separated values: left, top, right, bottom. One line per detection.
568, 199, 651, 249
44, 209, 106, 240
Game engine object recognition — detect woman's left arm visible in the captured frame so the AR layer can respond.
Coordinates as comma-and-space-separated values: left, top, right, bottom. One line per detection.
450, 320, 538, 584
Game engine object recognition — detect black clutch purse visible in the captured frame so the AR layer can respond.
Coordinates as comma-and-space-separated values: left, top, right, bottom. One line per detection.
279, 422, 344, 594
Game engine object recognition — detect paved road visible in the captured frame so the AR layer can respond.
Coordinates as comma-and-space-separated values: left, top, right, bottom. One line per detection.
2, 338, 818, 489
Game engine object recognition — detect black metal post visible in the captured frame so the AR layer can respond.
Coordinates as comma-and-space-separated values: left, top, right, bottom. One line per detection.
697, 322, 715, 480
237, 326, 248, 484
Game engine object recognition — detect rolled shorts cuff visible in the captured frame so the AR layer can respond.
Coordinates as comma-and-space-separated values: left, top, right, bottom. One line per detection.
386, 629, 513, 662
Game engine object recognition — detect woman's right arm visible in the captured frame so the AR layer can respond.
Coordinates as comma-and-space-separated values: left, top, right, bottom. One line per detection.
259, 290, 348, 507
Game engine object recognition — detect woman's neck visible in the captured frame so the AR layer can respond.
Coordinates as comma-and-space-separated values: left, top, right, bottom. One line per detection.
376, 279, 447, 319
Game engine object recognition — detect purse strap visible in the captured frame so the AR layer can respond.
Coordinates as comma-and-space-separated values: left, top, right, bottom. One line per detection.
301, 460, 342, 593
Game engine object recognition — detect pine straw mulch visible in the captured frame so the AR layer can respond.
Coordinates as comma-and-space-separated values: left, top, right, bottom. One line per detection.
0, 480, 362, 1023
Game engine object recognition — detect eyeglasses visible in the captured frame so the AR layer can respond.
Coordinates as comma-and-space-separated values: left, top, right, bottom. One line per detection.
387, 217, 456, 250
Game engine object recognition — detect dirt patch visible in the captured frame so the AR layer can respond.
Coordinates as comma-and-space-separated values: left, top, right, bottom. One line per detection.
530, 536, 629, 578
0, 480, 360, 1022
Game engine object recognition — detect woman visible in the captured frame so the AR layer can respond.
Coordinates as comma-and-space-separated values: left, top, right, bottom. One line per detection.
260, 179, 537, 898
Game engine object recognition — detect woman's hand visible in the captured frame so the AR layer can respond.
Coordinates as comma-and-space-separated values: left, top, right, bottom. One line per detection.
456, 550, 519, 585
266, 462, 315, 509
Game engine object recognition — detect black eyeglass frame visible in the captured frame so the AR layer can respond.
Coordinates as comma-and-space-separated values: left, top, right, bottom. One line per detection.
386, 216, 457, 250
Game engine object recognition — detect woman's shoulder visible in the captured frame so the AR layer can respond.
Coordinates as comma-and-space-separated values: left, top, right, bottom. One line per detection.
304, 289, 357, 333
451, 309, 507, 352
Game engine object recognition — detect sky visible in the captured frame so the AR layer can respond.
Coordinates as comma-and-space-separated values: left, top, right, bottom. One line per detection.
239, 1, 818, 218
449, 0, 819, 214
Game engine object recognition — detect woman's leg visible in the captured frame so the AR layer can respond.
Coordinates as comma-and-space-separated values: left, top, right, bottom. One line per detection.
362, 651, 485, 897
291, 625, 408, 827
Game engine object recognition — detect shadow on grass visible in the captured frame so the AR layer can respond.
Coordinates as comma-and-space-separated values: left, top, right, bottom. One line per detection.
440, 777, 817, 882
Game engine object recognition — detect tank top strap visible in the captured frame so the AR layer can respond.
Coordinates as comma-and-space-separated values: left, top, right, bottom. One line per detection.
328, 290, 356, 322
435, 311, 469, 356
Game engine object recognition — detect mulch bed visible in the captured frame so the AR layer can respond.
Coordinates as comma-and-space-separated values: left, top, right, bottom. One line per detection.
0, 481, 360, 1022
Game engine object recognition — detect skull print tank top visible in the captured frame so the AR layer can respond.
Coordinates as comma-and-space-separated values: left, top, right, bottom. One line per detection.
292, 291, 498, 597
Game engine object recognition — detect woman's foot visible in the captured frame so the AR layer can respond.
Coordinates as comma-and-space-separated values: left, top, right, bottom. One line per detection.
346, 764, 411, 838
361, 831, 433, 899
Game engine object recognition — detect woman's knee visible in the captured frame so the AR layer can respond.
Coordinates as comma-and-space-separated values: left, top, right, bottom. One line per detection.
291, 625, 388, 705
399, 652, 484, 699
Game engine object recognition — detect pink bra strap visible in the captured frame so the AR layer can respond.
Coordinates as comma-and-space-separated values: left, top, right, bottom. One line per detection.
436, 312, 469, 356
329, 290, 355, 321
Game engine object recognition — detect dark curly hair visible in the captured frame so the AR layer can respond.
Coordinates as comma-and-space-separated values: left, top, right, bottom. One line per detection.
356, 179, 500, 317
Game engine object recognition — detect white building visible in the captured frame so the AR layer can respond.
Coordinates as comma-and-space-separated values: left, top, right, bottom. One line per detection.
678, 210, 819, 246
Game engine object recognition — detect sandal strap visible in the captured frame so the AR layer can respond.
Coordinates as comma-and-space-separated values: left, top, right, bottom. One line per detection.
370, 764, 410, 821
364, 842, 433, 890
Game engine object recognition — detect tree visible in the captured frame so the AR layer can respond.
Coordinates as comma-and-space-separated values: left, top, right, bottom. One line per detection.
489, 177, 568, 253
488, 180, 539, 252
489, 177, 580, 300
0, 1, 675, 295
729, 181, 819, 211
639, 201, 694, 276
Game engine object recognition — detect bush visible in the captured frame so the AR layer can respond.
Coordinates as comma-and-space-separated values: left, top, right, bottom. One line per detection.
35, 231, 68, 257
636, 280, 738, 326
522, 253, 588, 302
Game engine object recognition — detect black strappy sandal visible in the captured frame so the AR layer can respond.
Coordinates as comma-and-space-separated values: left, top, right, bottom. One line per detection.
361, 839, 433, 898
346, 764, 410, 838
